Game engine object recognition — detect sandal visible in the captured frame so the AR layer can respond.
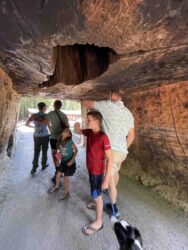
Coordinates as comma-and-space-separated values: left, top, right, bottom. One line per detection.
82, 224, 103, 236
48, 185, 59, 194
57, 191, 70, 200
87, 201, 96, 210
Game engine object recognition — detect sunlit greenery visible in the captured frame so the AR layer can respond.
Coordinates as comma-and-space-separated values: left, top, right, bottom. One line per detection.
19, 97, 81, 120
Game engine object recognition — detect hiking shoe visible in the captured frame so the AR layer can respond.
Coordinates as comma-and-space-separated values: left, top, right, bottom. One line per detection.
48, 185, 59, 194
41, 164, 49, 170
57, 192, 70, 200
112, 210, 120, 219
30, 168, 36, 175
105, 203, 120, 219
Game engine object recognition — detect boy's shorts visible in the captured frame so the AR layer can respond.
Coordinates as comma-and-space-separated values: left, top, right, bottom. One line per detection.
89, 173, 104, 199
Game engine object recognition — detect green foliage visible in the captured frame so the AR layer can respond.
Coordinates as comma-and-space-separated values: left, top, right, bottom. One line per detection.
19, 97, 81, 121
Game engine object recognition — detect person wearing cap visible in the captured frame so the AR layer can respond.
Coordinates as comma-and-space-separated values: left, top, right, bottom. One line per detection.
82, 90, 135, 218
25, 102, 50, 174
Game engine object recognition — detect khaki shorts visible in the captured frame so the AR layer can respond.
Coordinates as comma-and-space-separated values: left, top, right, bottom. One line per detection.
110, 150, 127, 176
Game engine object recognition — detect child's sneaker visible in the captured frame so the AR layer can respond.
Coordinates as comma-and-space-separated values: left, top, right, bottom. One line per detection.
57, 191, 70, 200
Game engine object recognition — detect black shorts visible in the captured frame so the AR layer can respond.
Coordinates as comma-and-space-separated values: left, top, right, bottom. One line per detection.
57, 161, 76, 176
89, 173, 104, 199
50, 139, 58, 150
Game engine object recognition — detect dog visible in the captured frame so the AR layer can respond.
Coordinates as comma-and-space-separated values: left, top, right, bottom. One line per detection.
111, 216, 143, 250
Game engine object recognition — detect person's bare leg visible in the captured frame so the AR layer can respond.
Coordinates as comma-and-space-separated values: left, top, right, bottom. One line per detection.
84, 195, 103, 234
51, 150, 58, 184
115, 172, 119, 186
109, 175, 117, 203
55, 172, 61, 188
52, 151, 57, 167
64, 176, 69, 193
95, 195, 103, 225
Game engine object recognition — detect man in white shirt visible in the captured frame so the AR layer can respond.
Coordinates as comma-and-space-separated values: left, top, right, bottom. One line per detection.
82, 90, 135, 218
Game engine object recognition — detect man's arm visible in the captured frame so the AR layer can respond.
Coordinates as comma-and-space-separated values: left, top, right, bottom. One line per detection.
101, 149, 112, 190
127, 128, 135, 149
82, 100, 95, 109
74, 122, 83, 134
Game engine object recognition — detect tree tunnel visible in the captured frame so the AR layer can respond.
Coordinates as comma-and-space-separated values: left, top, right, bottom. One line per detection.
0, 0, 188, 213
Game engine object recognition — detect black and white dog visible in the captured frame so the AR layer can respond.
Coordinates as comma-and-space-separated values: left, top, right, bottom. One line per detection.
111, 216, 143, 250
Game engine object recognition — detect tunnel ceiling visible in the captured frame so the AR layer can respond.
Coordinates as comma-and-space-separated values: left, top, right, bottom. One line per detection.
1, 0, 188, 99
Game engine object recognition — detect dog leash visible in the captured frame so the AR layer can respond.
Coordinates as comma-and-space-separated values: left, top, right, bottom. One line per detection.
102, 189, 117, 217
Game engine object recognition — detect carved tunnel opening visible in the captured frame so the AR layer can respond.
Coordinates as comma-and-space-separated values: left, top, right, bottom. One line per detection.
40, 44, 118, 88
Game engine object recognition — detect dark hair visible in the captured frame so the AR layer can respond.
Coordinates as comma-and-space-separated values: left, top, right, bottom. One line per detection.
87, 110, 103, 128
37, 102, 46, 111
61, 128, 72, 147
54, 100, 62, 109
112, 89, 124, 98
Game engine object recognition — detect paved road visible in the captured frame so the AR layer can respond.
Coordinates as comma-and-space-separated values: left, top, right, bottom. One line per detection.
0, 126, 187, 250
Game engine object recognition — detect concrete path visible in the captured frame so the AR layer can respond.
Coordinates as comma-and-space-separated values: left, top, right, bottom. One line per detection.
0, 126, 187, 250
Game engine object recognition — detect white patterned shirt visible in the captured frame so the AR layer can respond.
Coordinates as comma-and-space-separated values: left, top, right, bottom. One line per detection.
94, 100, 134, 153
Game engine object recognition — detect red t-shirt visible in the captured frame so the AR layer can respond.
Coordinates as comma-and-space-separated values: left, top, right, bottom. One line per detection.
82, 129, 111, 175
